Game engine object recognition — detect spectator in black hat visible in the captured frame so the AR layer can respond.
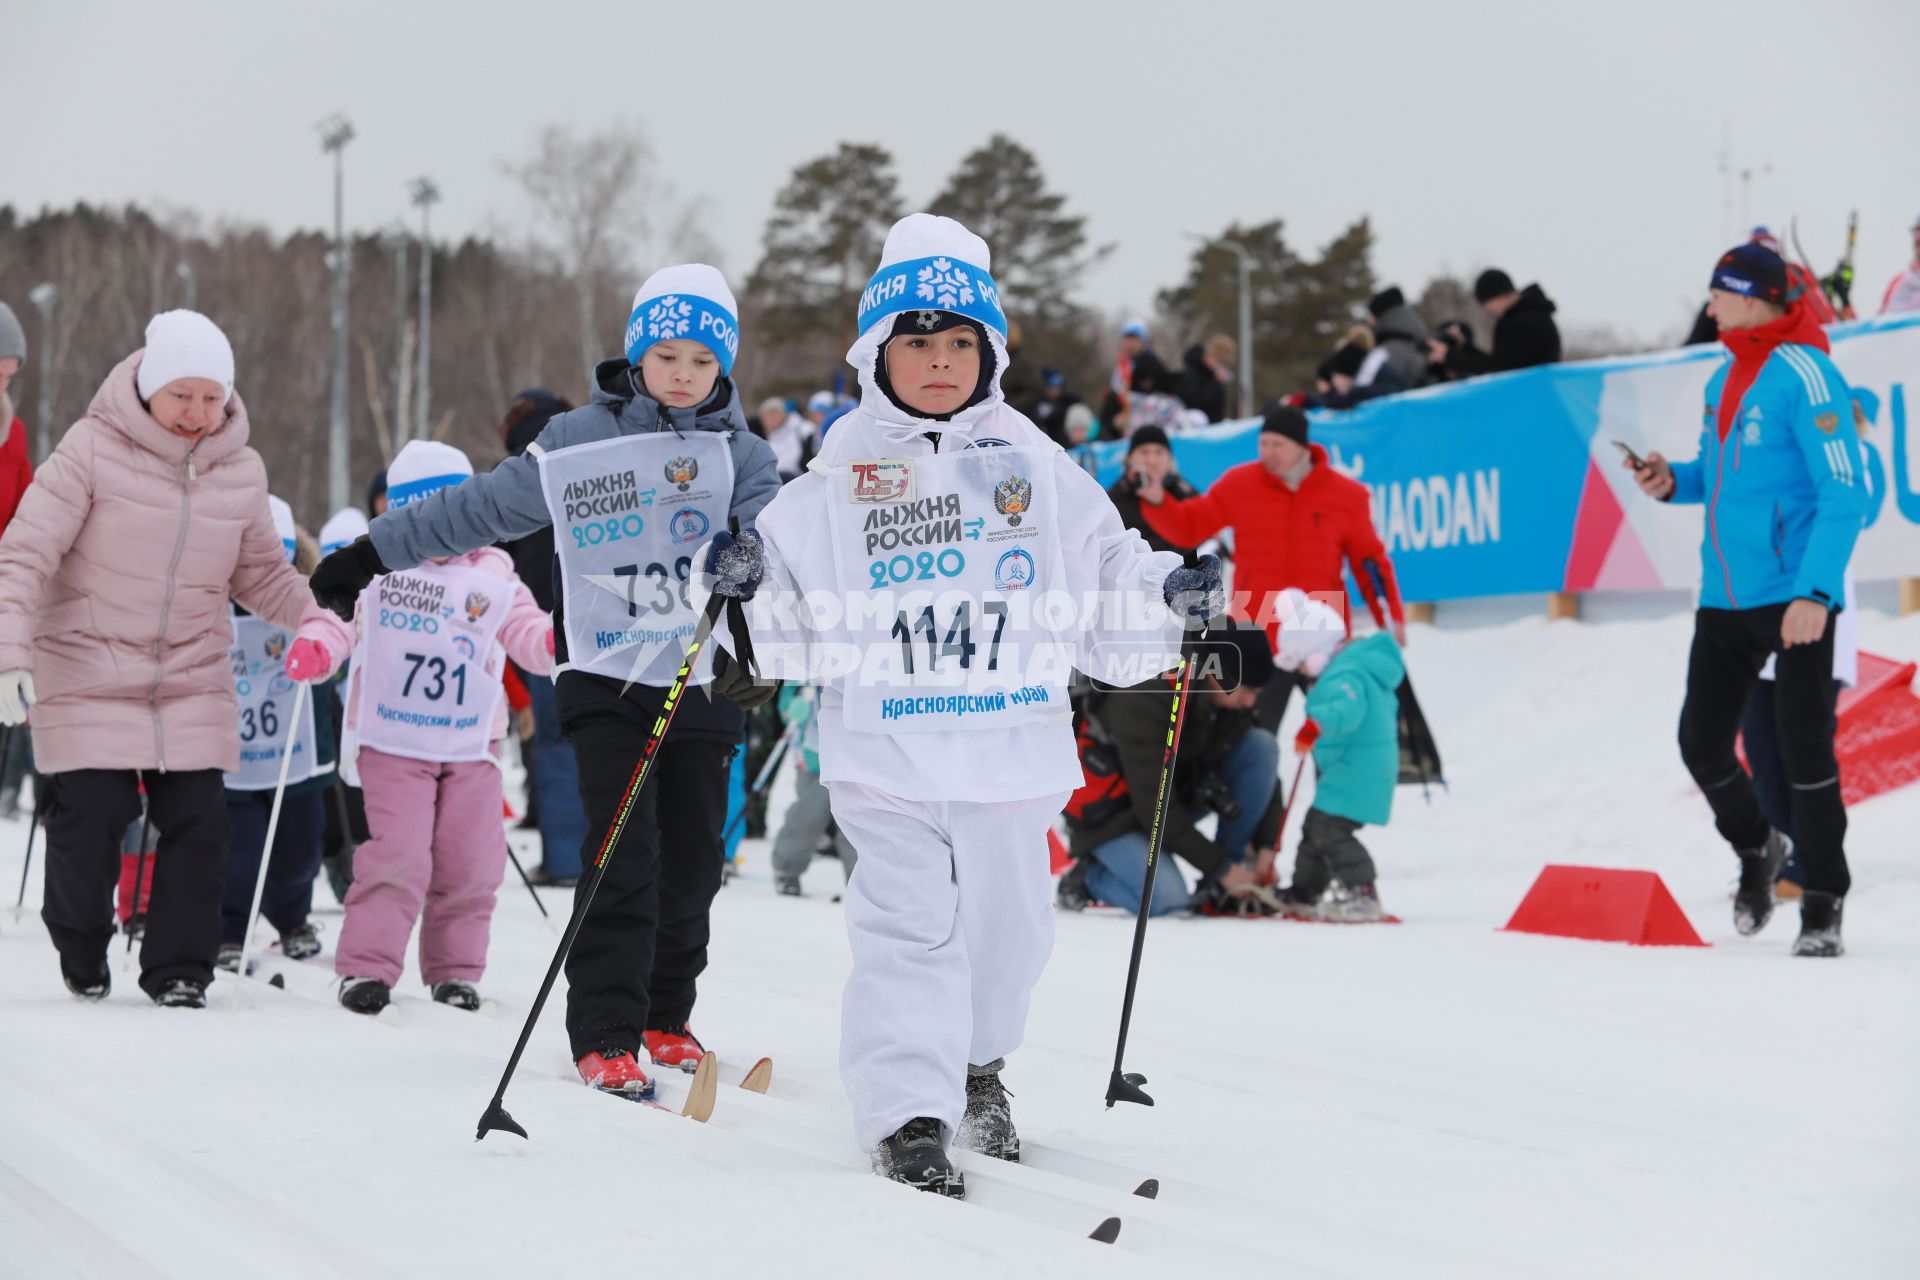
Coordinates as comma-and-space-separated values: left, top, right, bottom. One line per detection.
1031, 367, 1083, 446
1106, 425, 1199, 555
1436, 269, 1562, 376
1366, 287, 1429, 388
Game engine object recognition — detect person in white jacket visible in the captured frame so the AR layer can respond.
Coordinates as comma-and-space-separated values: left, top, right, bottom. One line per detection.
700, 214, 1221, 1197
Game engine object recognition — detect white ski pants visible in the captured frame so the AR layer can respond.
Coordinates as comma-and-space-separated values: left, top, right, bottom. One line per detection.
826, 780, 1068, 1151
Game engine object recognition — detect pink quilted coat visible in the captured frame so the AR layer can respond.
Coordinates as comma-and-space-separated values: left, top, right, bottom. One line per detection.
0, 350, 349, 774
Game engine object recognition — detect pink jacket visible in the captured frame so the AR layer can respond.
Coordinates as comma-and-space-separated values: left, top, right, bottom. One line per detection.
341, 546, 553, 748
0, 351, 349, 774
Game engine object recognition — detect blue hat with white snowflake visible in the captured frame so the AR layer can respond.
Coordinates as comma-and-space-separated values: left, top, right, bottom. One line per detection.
625, 264, 740, 376
856, 214, 1007, 343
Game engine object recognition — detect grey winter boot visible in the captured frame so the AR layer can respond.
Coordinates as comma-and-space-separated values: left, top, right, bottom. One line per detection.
874, 1117, 966, 1198
1790, 892, 1844, 958
1733, 829, 1791, 936
956, 1060, 1019, 1162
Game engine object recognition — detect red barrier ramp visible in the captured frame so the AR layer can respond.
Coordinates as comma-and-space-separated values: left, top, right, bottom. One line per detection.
1835, 652, 1920, 807
1502, 865, 1708, 947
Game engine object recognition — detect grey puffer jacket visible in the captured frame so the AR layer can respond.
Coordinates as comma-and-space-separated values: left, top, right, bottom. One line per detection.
367, 359, 780, 736
1370, 302, 1430, 389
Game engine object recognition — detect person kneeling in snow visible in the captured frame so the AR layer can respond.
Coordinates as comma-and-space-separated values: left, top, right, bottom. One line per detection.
701, 214, 1214, 1198
1274, 590, 1404, 923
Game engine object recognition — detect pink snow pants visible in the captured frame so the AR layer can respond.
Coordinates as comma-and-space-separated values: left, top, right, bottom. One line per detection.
334, 748, 509, 987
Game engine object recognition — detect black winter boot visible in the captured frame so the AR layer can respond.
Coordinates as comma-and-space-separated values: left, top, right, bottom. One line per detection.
339, 976, 392, 1015
957, 1061, 1019, 1162
432, 979, 482, 1010
875, 1117, 966, 1198
151, 978, 207, 1009
1734, 829, 1791, 936
61, 957, 111, 1001
1790, 892, 1844, 958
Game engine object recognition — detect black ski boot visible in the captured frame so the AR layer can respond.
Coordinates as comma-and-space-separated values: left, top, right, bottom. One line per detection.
432, 979, 482, 1010
151, 978, 207, 1009
216, 942, 244, 973
1733, 829, 1790, 936
957, 1061, 1019, 1162
280, 921, 323, 961
875, 1117, 966, 1198
1790, 892, 1844, 958
1055, 859, 1092, 912
775, 874, 802, 897
61, 957, 111, 1001
339, 976, 392, 1015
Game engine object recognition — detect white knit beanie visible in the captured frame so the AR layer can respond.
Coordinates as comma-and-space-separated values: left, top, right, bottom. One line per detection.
136, 310, 235, 402
268, 495, 298, 564
319, 506, 370, 555
386, 440, 473, 509
624, 264, 740, 375
855, 213, 1006, 343
1272, 588, 1348, 677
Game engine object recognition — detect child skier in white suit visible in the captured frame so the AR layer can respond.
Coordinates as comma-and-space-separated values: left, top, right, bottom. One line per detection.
706, 214, 1217, 1196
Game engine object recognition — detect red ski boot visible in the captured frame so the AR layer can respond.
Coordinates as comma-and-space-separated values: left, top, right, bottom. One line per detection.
643, 1024, 707, 1073
576, 1048, 654, 1099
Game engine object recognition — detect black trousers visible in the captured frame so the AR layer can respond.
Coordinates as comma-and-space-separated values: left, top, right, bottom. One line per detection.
1677, 605, 1849, 895
1740, 678, 1841, 887
561, 704, 734, 1058
221, 788, 327, 943
41, 768, 231, 993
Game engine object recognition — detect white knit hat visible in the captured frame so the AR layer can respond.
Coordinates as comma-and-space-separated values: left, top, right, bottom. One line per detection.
386, 440, 473, 509
855, 213, 1005, 342
1272, 588, 1348, 677
268, 495, 297, 564
136, 310, 235, 402
319, 506, 370, 555
624, 264, 740, 375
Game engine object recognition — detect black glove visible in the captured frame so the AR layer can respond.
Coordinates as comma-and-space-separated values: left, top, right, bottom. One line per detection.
711, 647, 780, 709
311, 535, 389, 621
1163, 553, 1224, 627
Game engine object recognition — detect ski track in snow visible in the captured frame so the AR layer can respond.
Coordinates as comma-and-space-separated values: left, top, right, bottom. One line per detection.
3, 610, 1918, 1278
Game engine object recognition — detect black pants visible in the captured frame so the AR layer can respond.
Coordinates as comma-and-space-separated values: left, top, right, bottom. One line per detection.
1677, 605, 1849, 895
1293, 809, 1374, 897
221, 789, 327, 944
1740, 678, 1841, 887
41, 768, 231, 993
561, 707, 734, 1058
1253, 667, 1311, 735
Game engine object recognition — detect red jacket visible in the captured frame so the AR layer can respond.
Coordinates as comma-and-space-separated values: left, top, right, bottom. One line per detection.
0, 413, 32, 535
1139, 445, 1404, 642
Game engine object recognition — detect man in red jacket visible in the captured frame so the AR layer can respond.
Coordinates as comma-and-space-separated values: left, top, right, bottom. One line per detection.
1136, 404, 1404, 731
0, 301, 32, 535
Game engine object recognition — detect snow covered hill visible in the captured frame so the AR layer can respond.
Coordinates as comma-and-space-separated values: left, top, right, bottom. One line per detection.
3, 609, 1917, 1279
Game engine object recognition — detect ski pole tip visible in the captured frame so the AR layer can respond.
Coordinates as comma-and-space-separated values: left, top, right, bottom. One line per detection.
476, 1102, 528, 1142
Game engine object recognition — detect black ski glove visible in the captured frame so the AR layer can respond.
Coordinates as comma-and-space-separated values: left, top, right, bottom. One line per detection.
711, 647, 780, 709
311, 535, 390, 621
1163, 553, 1224, 627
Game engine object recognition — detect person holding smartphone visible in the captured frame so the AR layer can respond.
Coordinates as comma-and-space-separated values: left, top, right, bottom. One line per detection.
1104, 426, 1197, 556
1625, 242, 1865, 958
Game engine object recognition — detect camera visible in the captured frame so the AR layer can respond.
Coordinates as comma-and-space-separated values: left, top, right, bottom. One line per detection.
1192, 772, 1241, 824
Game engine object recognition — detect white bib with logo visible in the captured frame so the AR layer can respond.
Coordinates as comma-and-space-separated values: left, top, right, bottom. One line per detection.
829, 445, 1072, 734
352, 562, 512, 764
228, 614, 323, 791
538, 430, 734, 686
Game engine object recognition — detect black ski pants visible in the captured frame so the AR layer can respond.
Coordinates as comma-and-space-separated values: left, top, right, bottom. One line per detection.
41, 767, 230, 994
1677, 604, 1849, 895
559, 697, 734, 1059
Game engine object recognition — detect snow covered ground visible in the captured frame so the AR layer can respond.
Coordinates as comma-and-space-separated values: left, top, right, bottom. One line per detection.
3, 607, 1917, 1279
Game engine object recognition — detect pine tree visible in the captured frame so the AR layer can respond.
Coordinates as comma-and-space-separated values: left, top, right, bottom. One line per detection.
1158, 218, 1377, 403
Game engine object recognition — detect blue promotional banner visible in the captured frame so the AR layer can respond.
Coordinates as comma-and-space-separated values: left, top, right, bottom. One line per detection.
1080, 313, 1920, 602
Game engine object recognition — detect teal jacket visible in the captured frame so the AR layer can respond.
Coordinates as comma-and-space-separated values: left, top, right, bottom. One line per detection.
1305, 632, 1405, 827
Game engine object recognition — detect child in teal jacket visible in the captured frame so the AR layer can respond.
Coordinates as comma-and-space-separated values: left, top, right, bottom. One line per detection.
1274, 592, 1405, 921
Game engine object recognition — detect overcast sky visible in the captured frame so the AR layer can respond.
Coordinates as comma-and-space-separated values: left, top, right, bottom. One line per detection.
10, 0, 1917, 346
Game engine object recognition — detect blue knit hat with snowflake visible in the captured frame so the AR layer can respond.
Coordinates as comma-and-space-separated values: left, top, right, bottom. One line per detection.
625, 264, 740, 376
856, 214, 1007, 343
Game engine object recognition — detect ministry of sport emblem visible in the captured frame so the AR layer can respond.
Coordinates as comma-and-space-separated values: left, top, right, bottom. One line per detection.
994, 548, 1035, 592
993, 475, 1032, 527
1815, 411, 1840, 436
263, 631, 288, 661
465, 591, 493, 622
665, 456, 699, 491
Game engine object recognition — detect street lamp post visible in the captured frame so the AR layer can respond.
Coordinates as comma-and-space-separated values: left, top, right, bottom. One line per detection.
27, 283, 56, 461
318, 113, 355, 512
409, 177, 440, 440
384, 224, 411, 436
176, 260, 197, 311
1186, 234, 1256, 419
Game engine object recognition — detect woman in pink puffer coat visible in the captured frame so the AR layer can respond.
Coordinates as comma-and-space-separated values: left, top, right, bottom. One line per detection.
0, 310, 349, 1008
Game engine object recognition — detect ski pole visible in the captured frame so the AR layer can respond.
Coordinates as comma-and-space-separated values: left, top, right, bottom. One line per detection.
13, 774, 41, 922
235, 688, 308, 984
719, 718, 798, 847
1105, 629, 1205, 1110
503, 843, 551, 922
1258, 755, 1312, 889
478, 590, 730, 1143
122, 802, 154, 962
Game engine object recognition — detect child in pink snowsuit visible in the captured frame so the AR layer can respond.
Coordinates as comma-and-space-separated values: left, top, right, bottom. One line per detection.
330, 441, 553, 1014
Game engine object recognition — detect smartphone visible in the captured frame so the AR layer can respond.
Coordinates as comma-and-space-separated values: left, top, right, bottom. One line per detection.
1611, 440, 1646, 469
